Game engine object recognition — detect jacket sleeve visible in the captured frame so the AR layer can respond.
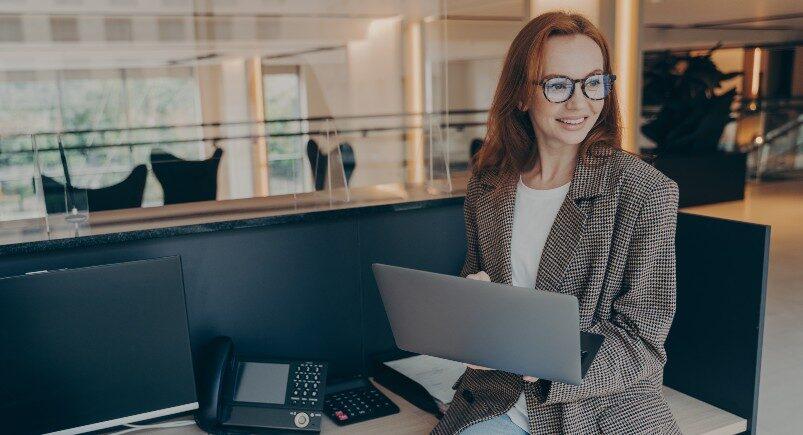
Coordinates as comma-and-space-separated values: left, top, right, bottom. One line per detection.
532, 178, 679, 404
459, 178, 481, 278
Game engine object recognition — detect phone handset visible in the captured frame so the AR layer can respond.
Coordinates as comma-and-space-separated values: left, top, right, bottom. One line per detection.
195, 336, 235, 432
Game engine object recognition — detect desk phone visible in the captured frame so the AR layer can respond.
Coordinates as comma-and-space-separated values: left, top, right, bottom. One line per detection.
196, 336, 329, 433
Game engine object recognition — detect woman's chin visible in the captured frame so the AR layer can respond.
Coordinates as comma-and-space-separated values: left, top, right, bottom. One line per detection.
551, 130, 589, 147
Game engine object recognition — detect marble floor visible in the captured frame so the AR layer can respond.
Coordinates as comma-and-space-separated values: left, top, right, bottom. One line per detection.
682, 179, 803, 435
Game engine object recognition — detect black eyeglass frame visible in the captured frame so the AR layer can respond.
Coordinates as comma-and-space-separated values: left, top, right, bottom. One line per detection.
535, 73, 617, 103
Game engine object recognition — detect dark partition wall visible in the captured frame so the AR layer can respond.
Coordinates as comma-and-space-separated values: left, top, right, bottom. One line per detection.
0, 204, 468, 380
0, 203, 767, 434
0, 218, 365, 379
664, 213, 770, 435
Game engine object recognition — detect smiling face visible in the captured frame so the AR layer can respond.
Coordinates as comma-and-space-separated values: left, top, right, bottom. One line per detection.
525, 34, 605, 150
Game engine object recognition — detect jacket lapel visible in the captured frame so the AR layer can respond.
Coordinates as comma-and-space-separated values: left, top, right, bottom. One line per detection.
493, 180, 517, 285
480, 154, 612, 292
535, 155, 611, 294
534, 195, 587, 294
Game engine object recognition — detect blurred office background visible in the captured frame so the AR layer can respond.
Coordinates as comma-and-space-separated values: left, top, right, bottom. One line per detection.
0, 1, 801, 217
0, 1, 801, 433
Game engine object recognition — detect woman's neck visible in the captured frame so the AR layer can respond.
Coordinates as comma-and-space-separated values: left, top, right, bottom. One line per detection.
520, 143, 578, 190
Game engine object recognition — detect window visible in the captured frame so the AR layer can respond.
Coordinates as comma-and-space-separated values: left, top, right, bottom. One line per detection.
0, 67, 202, 219
262, 64, 310, 195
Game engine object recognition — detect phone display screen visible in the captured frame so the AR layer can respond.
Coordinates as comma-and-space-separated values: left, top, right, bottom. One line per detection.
233, 362, 290, 404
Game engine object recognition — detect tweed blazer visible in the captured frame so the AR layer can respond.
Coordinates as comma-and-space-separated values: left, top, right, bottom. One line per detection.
432, 149, 681, 435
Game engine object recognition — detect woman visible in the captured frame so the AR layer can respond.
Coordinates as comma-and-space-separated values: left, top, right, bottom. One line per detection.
432, 11, 681, 435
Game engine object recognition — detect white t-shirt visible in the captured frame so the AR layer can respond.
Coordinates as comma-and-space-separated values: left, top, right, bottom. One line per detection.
506, 176, 571, 433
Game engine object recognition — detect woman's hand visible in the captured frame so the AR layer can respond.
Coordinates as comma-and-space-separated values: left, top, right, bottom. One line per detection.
466, 364, 492, 370
523, 375, 538, 382
466, 271, 491, 282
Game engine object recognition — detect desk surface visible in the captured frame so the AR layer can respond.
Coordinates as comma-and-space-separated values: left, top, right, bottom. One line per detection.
147, 380, 744, 435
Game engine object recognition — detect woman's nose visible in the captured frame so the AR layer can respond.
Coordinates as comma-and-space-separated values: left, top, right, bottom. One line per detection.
564, 85, 589, 110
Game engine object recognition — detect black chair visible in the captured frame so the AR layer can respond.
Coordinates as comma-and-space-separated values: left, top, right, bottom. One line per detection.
339, 141, 356, 184
470, 138, 484, 159
306, 139, 356, 191
306, 139, 327, 191
150, 148, 223, 205
40, 164, 148, 213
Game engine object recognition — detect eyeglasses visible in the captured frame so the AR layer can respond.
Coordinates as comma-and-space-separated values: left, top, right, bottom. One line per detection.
535, 73, 616, 103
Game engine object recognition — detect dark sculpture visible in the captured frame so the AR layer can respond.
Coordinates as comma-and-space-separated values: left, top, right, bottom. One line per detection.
641, 44, 742, 154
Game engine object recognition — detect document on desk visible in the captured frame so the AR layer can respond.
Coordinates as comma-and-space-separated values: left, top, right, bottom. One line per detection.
382, 355, 466, 404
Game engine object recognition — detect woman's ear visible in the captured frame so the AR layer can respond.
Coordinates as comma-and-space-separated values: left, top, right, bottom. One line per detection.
517, 101, 528, 112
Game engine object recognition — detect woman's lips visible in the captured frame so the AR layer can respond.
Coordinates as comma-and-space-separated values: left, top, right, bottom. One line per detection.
556, 117, 588, 130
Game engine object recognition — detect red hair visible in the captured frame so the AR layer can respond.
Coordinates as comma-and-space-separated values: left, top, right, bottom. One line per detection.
473, 11, 622, 180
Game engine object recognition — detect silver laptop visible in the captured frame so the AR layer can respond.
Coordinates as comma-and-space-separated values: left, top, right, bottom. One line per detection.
372, 263, 603, 385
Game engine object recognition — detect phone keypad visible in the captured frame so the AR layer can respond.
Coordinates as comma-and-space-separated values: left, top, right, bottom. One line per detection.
289, 362, 326, 409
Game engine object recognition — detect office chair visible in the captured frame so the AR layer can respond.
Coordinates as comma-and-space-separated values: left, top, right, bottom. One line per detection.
307, 139, 327, 191
40, 164, 148, 213
339, 141, 356, 184
150, 147, 223, 205
470, 138, 484, 159
306, 139, 357, 191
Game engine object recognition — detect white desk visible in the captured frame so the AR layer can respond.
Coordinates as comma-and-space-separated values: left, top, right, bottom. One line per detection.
145, 380, 745, 435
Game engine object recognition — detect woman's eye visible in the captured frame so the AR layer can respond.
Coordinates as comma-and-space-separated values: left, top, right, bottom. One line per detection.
547, 83, 566, 90
587, 79, 601, 87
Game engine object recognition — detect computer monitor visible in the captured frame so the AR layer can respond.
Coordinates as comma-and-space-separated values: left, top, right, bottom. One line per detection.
0, 257, 198, 435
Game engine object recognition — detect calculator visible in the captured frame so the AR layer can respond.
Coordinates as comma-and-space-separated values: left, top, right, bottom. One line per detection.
323, 377, 400, 425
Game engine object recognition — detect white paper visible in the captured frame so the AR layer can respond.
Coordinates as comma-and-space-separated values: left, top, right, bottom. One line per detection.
383, 355, 467, 404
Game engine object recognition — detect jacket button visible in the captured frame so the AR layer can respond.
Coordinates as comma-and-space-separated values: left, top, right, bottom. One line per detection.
461, 389, 475, 403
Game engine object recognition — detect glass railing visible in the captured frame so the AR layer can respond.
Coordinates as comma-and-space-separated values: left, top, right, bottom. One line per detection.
747, 110, 803, 181
0, 109, 492, 243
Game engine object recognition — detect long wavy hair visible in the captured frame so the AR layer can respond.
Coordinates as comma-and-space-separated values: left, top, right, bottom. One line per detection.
473, 11, 622, 181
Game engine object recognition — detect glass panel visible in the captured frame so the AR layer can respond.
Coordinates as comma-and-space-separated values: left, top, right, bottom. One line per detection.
0, 0, 461, 235
323, 124, 351, 204
268, 158, 305, 196
0, 135, 48, 244
30, 135, 90, 240
423, 1, 452, 193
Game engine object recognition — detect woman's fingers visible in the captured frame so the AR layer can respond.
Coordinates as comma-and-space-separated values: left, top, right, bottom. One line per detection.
522, 376, 539, 382
466, 364, 492, 370
466, 271, 491, 281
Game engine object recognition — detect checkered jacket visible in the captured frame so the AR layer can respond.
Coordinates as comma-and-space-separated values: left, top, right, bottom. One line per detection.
432, 149, 682, 435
